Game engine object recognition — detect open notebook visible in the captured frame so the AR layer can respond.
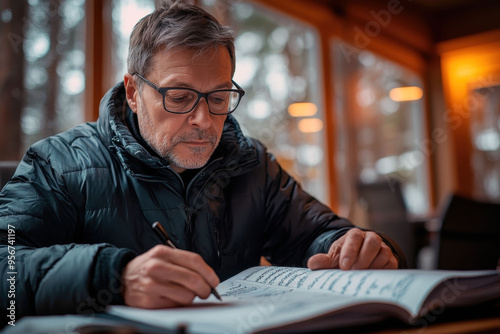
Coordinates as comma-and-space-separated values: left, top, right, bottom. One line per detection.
108, 266, 500, 334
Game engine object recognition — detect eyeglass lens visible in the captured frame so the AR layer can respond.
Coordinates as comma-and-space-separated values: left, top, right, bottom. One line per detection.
164, 89, 241, 114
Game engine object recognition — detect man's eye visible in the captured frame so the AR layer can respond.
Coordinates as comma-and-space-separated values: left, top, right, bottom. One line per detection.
209, 93, 229, 105
171, 96, 187, 102
166, 90, 194, 104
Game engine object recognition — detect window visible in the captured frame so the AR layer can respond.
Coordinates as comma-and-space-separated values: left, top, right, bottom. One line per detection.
439, 36, 500, 198
111, 0, 155, 83
201, 0, 328, 203
471, 85, 500, 200
333, 41, 430, 215
0, 0, 159, 160
1, 0, 86, 156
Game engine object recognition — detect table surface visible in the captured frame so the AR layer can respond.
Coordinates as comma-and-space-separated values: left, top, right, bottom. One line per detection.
328, 303, 500, 334
3, 304, 500, 334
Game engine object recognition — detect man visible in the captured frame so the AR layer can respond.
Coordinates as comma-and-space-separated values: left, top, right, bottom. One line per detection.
0, 0, 404, 324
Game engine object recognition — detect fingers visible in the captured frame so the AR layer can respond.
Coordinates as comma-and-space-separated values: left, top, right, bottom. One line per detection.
340, 229, 399, 270
148, 245, 220, 288
307, 236, 344, 270
308, 228, 399, 271
307, 252, 340, 270
146, 259, 214, 299
340, 230, 377, 269
307, 233, 347, 270
337, 229, 363, 269
125, 275, 197, 308
366, 241, 399, 269
122, 245, 220, 309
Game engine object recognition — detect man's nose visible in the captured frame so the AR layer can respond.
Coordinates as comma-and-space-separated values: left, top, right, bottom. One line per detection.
188, 97, 212, 129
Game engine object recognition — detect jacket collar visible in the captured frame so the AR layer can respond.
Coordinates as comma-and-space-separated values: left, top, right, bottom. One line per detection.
97, 82, 259, 177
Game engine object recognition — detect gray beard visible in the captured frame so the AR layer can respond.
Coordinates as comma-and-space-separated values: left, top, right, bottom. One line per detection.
136, 95, 219, 170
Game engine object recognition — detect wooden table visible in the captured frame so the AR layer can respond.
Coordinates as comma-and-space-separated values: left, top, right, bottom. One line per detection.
329, 304, 500, 334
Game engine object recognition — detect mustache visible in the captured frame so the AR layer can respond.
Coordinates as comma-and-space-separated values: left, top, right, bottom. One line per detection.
172, 129, 218, 146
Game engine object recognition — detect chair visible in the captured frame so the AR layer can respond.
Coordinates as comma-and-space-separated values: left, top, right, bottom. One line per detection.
0, 161, 19, 189
433, 194, 500, 270
356, 178, 416, 268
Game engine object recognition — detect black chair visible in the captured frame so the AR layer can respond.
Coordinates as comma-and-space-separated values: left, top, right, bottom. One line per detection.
0, 161, 19, 189
357, 178, 416, 268
433, 194, 500, 270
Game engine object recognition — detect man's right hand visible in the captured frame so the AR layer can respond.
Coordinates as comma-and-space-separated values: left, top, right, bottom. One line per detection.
121, 245, 220, 308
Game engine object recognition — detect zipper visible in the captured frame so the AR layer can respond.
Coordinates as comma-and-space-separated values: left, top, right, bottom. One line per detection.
184, 157, 223, 199
184, 205, 194, 235
213, 224, 221, 269
187, 158, 258, 207
132, 155, 258, 265
184, 158, 257, 268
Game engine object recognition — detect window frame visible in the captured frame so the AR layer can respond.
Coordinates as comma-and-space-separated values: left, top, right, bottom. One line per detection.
84, 0, 114, 122
251, 0, 435, 213
82, 0, 435, 213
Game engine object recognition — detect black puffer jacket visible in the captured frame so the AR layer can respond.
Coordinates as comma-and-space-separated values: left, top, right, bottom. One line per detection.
0, 82, 404, 323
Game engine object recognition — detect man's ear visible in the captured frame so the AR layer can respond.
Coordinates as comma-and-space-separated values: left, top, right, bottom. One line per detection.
124, 73, 139, 114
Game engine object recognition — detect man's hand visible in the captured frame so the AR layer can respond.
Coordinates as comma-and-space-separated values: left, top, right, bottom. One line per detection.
307, 228, 398, 270
122, 245, 220, 308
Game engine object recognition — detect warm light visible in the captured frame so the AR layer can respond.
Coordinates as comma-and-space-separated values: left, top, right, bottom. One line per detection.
298, 118, 323, 133
288, 102, 318, 117
389, 86, 423, 102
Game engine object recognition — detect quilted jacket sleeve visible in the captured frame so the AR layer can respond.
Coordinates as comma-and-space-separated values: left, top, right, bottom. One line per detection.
0, 149, 135, 326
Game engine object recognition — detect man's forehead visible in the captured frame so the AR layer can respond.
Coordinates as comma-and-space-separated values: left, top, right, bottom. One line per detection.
156, 46, 229, 62
147, 47, 233, 88
150, 47, 231, 72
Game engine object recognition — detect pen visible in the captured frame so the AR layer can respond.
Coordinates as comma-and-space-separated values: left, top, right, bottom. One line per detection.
151, 221, 223, 302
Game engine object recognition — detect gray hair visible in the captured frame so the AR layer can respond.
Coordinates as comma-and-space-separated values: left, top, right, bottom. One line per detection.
127, 0, 235, 82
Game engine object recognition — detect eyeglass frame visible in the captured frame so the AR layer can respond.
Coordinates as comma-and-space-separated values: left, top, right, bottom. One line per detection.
132, 72, 245, 115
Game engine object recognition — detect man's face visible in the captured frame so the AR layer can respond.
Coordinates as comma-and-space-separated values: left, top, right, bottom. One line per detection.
125, 47, 232, 173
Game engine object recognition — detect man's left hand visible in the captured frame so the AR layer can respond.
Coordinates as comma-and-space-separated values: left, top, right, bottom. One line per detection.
307, 228, 398, 270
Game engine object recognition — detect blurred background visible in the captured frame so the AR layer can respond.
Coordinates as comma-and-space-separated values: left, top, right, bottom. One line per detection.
1, 0, 500, 269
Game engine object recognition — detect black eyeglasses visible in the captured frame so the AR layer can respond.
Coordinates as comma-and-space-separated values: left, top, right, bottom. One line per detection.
133, 73, 245, 115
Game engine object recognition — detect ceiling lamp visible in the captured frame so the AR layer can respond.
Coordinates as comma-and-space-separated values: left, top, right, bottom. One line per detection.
389, 86, 423, 102
288, 102, 318, 117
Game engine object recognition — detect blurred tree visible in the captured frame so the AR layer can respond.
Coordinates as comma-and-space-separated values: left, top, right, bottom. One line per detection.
41, 0, 62, 139
0, 0, 27, 160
